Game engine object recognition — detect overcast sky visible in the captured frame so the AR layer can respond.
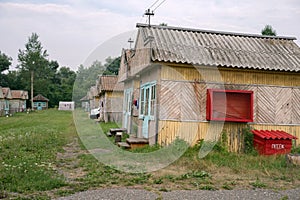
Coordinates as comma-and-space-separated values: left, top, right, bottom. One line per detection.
1, 0, 300, 71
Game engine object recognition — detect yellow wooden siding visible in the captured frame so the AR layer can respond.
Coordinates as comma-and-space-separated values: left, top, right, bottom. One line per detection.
158, 120, 300, 152
161, 65, 300, 87
106, 91, 123, 98
160, 80, 300, 125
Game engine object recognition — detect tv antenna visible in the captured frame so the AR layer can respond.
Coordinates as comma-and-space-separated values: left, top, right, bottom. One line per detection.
128, 37, 134, 49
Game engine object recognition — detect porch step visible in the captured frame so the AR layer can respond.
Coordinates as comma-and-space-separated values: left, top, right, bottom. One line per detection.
117, 142, 131, 149
126, 137, 149, 149
126, 137, 149, 144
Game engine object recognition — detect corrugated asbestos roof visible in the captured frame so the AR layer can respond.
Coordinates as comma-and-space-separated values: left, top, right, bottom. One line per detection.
252, 130, 298, 140
11, 90, 28, 99
99, 75, 124, 92
137, 23, 300, 72
80, 95, 89, 101
2, 87, 12, 99
33, 94, 49, 102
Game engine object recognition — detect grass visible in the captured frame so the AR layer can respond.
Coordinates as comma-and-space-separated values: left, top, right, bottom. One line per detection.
1, 109, 300, 198
0, 110, 75, 198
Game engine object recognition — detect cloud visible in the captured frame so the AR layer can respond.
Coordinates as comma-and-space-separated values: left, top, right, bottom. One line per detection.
0, 0, 299, 70
0, 2, 139, 69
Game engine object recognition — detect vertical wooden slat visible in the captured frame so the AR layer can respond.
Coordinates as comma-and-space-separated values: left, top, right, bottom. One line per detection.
292, 88, 300, 124
161, 65, 300, 87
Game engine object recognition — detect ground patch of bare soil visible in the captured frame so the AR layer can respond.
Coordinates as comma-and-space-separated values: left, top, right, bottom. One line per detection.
55, 138, 87, 182
46, 138, 88, 198
49, 137, 300, 198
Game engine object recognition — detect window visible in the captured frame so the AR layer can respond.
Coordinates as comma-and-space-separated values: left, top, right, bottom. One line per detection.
206, 89, 253, 122
140, 88, 145, 115
150, 85, 156, 116
139, 82, 156, 119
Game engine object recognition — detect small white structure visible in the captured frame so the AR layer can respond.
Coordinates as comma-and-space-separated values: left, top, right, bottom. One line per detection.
58, 101, 75, 111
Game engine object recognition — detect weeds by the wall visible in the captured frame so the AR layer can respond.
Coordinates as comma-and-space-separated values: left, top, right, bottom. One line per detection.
243, 126, 257, 154
213, 131, 228, 153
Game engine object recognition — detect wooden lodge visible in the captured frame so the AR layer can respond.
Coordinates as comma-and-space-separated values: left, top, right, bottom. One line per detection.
0, 87, 28, 116
96, 75, 124, 123
88, 85, 98, 110
80, 94, 90, 112
0, 86, 10, 116
10, 90, 28, 114
32, 94, 49, 110
118, 23, 300, 152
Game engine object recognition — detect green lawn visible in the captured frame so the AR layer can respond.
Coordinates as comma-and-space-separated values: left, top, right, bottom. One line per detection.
0, 110, 299, 199
0, 110, 75, 199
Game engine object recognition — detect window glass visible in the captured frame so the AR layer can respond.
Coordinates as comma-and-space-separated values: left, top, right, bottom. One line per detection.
140, 88, 145, 115
150, 85, 156, 116
145, 88, 149, 115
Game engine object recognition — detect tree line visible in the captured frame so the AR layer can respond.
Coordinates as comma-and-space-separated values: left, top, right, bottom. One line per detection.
0, 33, 120, 108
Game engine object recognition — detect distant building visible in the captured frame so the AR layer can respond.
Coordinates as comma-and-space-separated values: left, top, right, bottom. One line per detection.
0, 86, 5, 116
1, 87, 12, 116
58, 101, 75, 111
32, 94, 49, 110
80, 94, 89, 112
10, 90, 28, 114
88, 85, 98, 110
96, 75, 124, 123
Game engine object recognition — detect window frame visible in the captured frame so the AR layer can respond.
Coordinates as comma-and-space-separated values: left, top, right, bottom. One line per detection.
206, 89, 254, 122
139, 81, 156, 120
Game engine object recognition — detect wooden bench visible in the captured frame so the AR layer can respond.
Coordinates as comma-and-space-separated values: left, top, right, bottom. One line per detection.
109, 128, 127, 136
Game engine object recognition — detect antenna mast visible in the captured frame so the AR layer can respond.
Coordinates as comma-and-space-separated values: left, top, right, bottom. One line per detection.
144, 9, 154, 27
128, 38, 134, 49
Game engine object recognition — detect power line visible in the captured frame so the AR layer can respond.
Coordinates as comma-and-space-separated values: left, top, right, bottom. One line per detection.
148, 0, 161, 9
143, 0, 167, 26
153, 0, 166, 11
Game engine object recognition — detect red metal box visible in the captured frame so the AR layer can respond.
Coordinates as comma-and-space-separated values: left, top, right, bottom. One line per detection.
251, 130, 298, 155
206, 89, 253, 122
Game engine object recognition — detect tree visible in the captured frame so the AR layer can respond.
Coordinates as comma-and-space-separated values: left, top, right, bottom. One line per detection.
1, 70, 22, 89
103, 56, 121, 75
0, 51, 12, 73
48, 66, 76, 107
18, 33, 49, 108
73, 61, 106, 105
261, 25, 277, 36
0, 51, 12, 86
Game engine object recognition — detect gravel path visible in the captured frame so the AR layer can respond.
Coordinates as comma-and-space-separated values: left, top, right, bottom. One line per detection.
57, 188, 300, 200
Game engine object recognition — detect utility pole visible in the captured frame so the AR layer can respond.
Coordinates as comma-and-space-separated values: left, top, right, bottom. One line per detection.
31, 61, 34, 110
144, 9, 154, 27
